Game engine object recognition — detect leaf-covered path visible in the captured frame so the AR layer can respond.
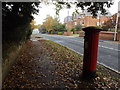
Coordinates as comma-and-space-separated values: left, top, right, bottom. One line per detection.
2, 39, 83, 89
2, 37, 120, 89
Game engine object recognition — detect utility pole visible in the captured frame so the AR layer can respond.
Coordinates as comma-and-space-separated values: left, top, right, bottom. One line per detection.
67, 9, 70, 32
114, 1, 119, 41
114, 12, 119, 41
99, 14, 100, 27
98, 11, 100, 27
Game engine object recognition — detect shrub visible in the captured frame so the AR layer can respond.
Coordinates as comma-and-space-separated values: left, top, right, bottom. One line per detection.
57, 32, 63, 35
75, 24, 82, 31
101, 26, 109, 31
51, 31, 58, 34
71, 28, 76, 34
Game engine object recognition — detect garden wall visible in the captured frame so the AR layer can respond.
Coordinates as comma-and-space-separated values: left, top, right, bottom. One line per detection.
2, 42, 25, 82
64, 32, 73, 36
79, 31, 120, 41
99, 31, 120, 41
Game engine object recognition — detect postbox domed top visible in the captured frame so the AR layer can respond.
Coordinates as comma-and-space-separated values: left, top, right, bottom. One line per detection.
82, 26, 102, 32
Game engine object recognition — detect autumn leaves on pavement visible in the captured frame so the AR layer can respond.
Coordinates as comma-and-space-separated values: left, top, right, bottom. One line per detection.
2, 38, 119, 89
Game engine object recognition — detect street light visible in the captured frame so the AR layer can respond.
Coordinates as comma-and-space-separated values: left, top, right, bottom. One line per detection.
114, 12, 119, 41
114, 1, 120, 41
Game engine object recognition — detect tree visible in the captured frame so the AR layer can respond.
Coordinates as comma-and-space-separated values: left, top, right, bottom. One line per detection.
2, 1, 113, 43
54, 1, 113, 18
58, 23, 67, 32
75, 24, 82, 31
43, 16, 66, 34
39, 24, 47, 33
71, 28, 76, 34
44, 16, 54, 33
102, 13, 120, 31
2, 2, 39, 43
31, 20, 41, 29
31, 20, 37, 29
52, 18, 60, 30
52, 18, 66, 32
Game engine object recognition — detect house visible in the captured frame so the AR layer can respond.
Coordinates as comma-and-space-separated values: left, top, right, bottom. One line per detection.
64, 16, 73, 31
64, 9, 112, 30
112, 11, 120, 29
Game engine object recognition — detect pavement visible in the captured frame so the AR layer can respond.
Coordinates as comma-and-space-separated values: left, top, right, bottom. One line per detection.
38, 34, 120, 73
2, 36, 119, 89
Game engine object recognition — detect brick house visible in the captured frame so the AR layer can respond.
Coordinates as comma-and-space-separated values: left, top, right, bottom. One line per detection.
64, 16, 73, 31
64, 9, 112, 30
112, 11, 120, 29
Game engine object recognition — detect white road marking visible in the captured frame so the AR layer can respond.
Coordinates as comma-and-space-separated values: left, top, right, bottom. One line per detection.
98, 45, 120, 51
60, 36, 119, 51
41, 35, 120, 51
40, 35, 119, 73
54, 41, 120, 74
98, 62, 120, 74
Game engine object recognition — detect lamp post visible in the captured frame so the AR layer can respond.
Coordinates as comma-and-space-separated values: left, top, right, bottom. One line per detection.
114, 1, 120, 41
114, 12, 119, 41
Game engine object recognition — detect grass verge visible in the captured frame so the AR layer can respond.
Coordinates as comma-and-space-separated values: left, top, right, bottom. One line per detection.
42, 40, 120, 89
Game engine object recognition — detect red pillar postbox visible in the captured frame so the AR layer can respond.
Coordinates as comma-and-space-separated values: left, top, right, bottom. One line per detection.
82, 26, 102, 78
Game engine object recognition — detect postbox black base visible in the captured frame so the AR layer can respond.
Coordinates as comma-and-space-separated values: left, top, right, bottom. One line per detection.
82, 69, 98, 79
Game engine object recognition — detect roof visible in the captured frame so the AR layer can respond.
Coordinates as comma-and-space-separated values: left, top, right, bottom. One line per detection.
74, 9, 112, 18
64, 16, 73, 23
82, 9, 112, 17
64, 9, 112, 23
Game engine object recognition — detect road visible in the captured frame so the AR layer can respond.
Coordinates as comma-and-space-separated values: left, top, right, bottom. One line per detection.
37, 34, 120, 73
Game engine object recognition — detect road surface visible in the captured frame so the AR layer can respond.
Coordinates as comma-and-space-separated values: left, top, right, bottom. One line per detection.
37, 34, 120, 73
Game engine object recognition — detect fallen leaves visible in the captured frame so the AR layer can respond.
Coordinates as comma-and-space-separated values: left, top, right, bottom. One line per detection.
2, 40, 120, 89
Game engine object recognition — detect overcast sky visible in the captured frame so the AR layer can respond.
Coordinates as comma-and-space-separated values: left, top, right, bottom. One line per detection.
34, 0, 119, 25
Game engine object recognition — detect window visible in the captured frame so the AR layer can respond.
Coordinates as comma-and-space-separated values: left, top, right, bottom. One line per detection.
102, 21, 104, 24
82, 20, 84, 24
97, 21, 100, 26
97, 16, 100, 19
